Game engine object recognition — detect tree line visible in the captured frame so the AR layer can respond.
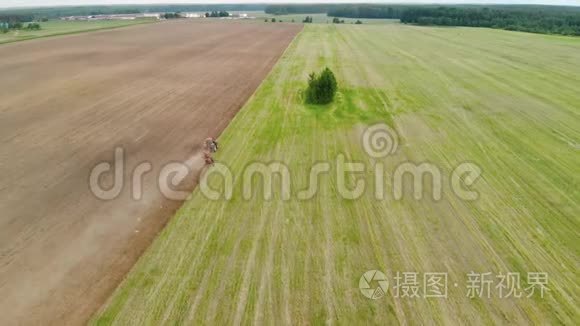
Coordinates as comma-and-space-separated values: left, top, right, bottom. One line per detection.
162, 12, 182, 19
265, 4, 580, 36
0, 4, 264, 21
0, 14, 35, 24
265, 5, 329, 15
205, 11, 230, 18
1, 22, 41, 33
327, 5, 405, 19
399, 6, 580, 36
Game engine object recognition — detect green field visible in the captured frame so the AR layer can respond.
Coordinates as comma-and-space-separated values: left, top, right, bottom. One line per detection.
0, 19, 155, 44
93, 24, 579, 324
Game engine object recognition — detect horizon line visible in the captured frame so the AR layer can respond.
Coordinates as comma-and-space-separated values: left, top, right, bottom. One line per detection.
1, 1, 580, 10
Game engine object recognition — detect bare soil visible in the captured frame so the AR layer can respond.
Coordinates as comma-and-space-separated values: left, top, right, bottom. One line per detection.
0, 20, 301, 325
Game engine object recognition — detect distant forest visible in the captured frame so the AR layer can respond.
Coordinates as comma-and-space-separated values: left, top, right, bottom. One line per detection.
267, 4, 580, 36
265, 4, 329, 15
0, 4, 265, 22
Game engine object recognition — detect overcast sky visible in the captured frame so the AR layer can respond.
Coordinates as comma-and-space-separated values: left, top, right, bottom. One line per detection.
1, 0, 579, 9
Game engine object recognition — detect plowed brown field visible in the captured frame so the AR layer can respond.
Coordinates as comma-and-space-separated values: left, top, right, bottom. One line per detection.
0, 20, 301, 325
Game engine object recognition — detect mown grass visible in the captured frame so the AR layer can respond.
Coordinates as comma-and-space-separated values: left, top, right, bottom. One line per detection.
93, 24, 579, 324
0, 19, 155, 44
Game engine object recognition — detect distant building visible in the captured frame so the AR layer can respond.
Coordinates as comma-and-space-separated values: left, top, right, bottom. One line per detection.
181, 13, 202, 18
142, 13, 162, 19
230, 13, 253, 19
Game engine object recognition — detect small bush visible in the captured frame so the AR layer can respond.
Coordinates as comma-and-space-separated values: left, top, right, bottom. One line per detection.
26, 23, 41, 30
305, 67, 338, 105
